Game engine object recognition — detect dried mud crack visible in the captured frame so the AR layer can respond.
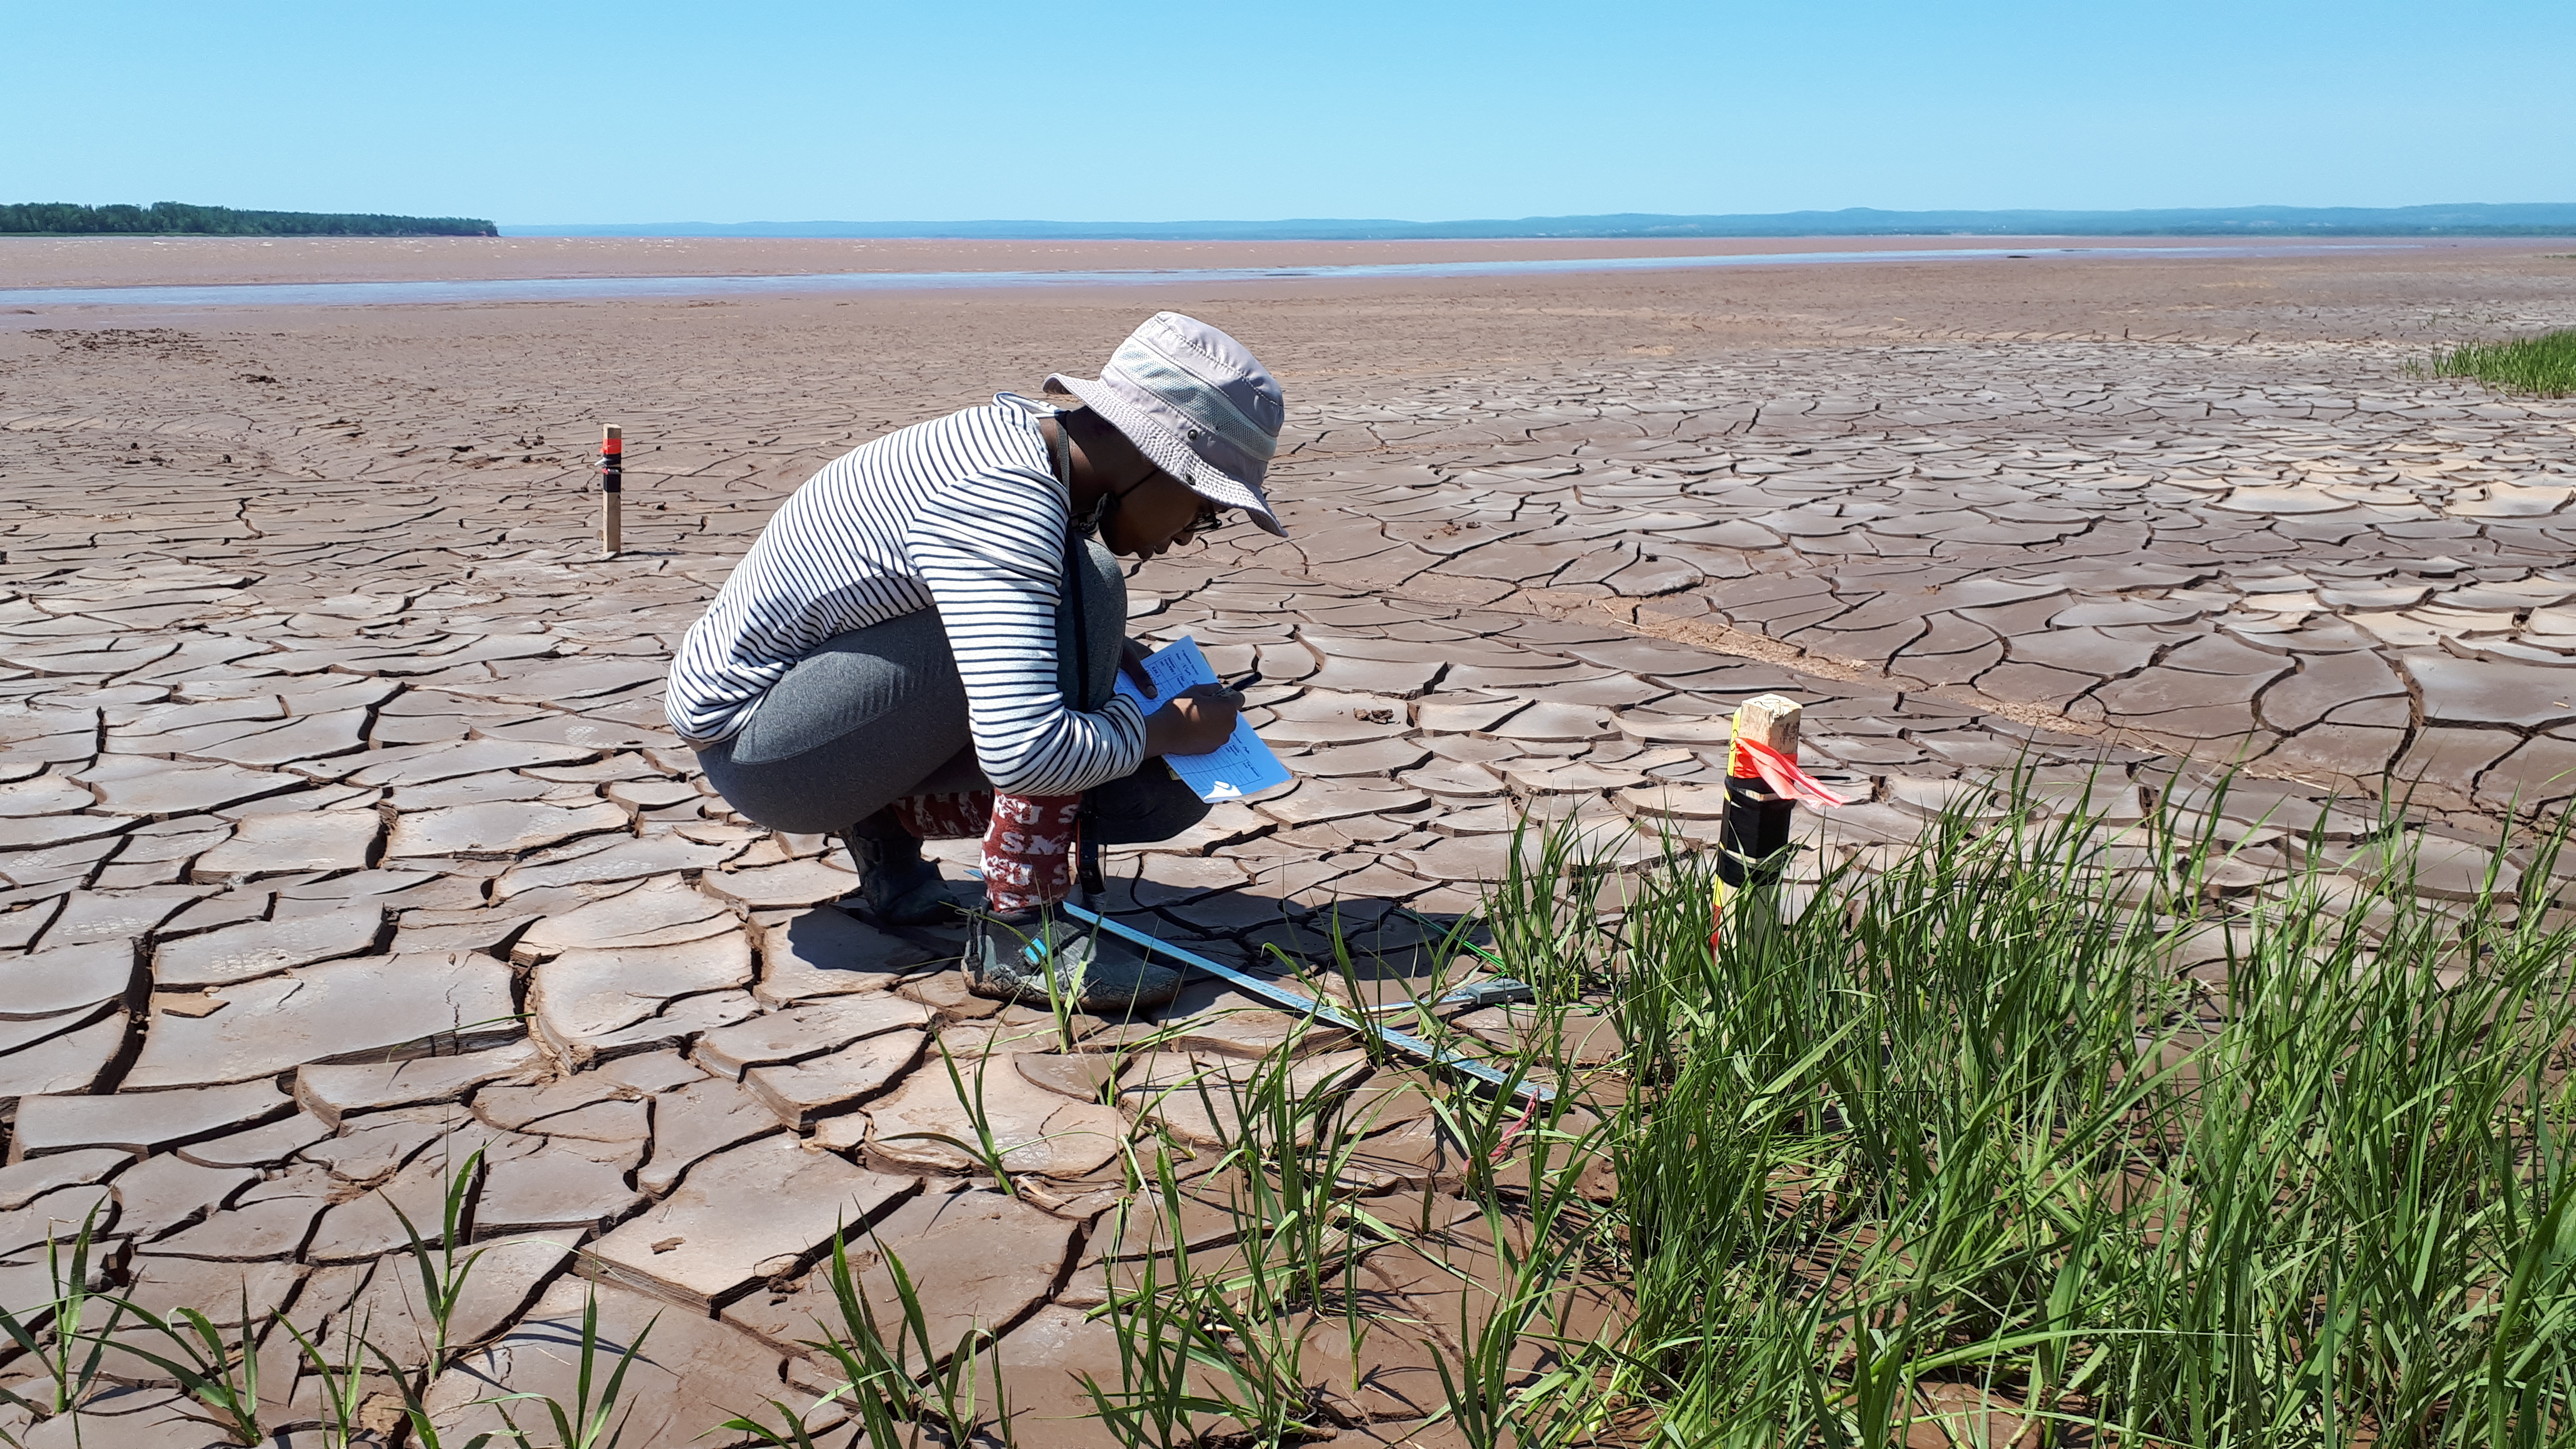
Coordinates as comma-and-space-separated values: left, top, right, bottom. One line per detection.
3, 247, 2575, 1443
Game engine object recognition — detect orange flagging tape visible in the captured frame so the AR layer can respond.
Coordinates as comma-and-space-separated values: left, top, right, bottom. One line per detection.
1726, 735, 1852, 809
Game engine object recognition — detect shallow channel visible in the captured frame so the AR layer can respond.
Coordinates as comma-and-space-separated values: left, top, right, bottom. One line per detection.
0, 242, 2419, 310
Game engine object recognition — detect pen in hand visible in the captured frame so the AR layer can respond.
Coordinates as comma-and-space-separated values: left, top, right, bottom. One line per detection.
1189, 671, 1261, 713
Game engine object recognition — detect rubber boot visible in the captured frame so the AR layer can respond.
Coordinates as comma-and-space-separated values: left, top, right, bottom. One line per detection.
840, 807, 956, 928
964, 905, 1181, 1014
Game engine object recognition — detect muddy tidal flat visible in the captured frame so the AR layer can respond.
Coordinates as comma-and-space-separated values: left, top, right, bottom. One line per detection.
2, 234, 2575, 1443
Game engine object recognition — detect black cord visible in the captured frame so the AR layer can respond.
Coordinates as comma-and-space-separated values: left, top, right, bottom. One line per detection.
1046, 416, 1107, 900
1047, 417, 1093, 709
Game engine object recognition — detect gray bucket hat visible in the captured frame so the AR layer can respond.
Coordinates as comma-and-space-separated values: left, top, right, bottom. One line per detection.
1046, 312, 1289, 537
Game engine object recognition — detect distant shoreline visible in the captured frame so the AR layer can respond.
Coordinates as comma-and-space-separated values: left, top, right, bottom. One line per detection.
496, 202, 2576, 241
11, 201, 2569, 243
1, 201, 496, 237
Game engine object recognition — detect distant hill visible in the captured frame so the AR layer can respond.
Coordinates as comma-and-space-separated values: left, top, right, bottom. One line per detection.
2, 202, 498, 237
509, 202, 2576, 240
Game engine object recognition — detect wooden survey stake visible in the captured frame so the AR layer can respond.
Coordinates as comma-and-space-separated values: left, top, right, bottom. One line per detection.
599, 424, 623, 557
1716, 693, 1802, 894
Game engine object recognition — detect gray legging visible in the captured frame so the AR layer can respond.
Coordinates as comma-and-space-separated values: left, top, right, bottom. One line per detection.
695, 536, 1209, 845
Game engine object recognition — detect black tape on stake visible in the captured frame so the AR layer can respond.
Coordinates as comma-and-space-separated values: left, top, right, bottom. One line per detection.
1715, 779, 1796, 890
1712, 693, 1806, 927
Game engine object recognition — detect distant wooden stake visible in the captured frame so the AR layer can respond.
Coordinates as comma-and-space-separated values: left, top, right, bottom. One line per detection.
599, 424, 623, 557
1716, 693, 1803, 903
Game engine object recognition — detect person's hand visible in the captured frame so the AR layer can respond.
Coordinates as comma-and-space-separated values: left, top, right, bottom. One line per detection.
1119, 637, 1156, 699
1143, 683, 1242, 758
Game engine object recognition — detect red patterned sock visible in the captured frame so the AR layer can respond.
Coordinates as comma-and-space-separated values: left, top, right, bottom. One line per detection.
890, 792, 994, 841
981, 793, 1081, 913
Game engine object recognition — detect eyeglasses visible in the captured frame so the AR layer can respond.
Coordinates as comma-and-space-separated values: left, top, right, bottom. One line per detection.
1180, 503, 1233, 542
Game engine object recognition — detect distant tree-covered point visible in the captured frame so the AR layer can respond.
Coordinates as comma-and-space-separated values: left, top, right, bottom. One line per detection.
0, 201, 497, 237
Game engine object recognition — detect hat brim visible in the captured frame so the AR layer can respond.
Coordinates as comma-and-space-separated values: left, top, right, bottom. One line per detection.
1048, 374, 1287, 537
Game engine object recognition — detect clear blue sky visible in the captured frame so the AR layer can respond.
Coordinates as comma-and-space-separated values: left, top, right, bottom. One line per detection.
7, 0, 2570, 225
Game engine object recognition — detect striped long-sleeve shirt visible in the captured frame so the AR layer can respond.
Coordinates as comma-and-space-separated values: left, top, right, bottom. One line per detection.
665, 395, 1147, 795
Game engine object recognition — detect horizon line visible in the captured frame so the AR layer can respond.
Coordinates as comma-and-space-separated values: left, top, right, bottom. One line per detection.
493, 201, 2576, 240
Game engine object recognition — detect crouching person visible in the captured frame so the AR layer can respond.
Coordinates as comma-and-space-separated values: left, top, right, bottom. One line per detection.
665, 313, 1287, 1013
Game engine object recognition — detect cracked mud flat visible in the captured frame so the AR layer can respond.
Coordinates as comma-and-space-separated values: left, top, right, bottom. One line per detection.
1, 237, 2573, 1444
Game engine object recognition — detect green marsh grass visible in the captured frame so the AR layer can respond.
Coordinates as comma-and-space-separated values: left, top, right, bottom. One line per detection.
281, 1305, 376, 1449
18, 773, 2576, 1447
97, 1286, 269, 1445
0, 1202, 121, 1447
2424, 329, 2576, 397
391, 1144, 491, 1375
1550, 780, 2576, 1446
482, 1286, 654, 1449
723, 1225, 1004, 1449
963, 782, 2576, 1445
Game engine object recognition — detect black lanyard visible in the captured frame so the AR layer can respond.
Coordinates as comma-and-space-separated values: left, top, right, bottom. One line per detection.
1045, 416, 1093, 713
1046, 413, 1110, 896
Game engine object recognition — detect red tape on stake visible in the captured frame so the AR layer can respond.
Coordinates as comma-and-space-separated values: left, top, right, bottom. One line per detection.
1727, 736, 1851, 809
600, 438, 623, 456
